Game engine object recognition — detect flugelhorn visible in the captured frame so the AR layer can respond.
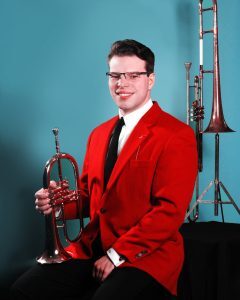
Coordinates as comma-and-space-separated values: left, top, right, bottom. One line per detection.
37, 128, 84, 264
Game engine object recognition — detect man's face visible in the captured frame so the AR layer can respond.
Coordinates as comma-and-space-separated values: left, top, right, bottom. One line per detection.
108, 55, 155, 115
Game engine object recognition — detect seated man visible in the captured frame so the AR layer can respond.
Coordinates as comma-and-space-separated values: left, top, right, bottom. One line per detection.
11, 39, 198, 300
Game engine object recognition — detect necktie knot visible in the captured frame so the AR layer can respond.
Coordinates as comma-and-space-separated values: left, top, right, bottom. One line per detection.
113, 117, 125, 137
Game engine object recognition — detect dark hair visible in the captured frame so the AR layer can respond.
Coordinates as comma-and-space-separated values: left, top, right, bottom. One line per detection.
107, 39, 155, 74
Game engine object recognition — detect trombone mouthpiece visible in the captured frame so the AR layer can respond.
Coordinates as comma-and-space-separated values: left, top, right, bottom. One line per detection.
52, 128, 59, 136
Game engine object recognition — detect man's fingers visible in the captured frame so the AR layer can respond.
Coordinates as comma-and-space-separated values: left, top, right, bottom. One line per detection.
101, 270, 108, 282
96, 269, 103, 281
35, 200, 52, 215
34, 181, 57, 200
36, 202, 51, 211
93, 262, 99, 279
35, 188, 49, 199
34, 182, 58, 216
35, 198, 50, 207
93, 261, 103, 281
93, 257, 114, 282
35, 205, 52, 215
49, 180, 58, 189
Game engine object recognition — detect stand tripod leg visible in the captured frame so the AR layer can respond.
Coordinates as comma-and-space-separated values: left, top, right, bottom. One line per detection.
185, 181, 214, 220
219, 182, 240, 215
217, 185, 225, 223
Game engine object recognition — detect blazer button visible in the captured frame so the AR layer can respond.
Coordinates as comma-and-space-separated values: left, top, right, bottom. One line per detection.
136, 250, 148, 258
100, 207, 107, 214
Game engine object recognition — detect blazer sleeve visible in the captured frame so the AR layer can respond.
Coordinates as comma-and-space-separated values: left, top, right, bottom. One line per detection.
112, 126, 198, 263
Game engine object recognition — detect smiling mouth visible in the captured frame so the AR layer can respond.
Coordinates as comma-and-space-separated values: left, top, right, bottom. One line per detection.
116, 91, 133, 98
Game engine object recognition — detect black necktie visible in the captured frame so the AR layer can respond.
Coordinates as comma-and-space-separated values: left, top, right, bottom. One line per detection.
104, 117, 125, 188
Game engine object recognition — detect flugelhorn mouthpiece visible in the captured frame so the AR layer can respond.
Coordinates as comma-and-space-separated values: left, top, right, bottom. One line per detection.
52, 127, 61, 155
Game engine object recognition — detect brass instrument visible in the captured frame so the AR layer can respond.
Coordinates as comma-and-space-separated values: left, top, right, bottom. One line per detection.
37, 128, 84, 264
185, 63, 203, 222
202, 0, 234, 134
185, 0, 240, 221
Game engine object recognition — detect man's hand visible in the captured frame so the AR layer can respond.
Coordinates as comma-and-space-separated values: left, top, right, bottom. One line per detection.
93, 255, 115, 282
35, 180, 57, 215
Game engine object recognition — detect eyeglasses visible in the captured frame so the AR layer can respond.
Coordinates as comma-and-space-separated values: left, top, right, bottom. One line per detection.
106, 72, 149, 81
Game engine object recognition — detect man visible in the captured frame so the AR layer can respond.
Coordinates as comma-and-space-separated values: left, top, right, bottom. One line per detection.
11, 39, 198, 299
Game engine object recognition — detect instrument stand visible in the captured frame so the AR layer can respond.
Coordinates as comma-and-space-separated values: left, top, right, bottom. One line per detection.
185, 133, 240, 222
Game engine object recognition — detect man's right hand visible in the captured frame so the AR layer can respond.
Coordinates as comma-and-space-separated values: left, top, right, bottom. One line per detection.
34, 180, 58, 215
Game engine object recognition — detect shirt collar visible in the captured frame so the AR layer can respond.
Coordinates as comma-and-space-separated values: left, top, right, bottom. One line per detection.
118, 99, 153, 130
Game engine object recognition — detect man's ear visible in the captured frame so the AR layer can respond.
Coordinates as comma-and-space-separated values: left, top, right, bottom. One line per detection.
148, 73, 155, 90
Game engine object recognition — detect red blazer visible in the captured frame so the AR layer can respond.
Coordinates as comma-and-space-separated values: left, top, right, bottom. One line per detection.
65, 102, 198, 295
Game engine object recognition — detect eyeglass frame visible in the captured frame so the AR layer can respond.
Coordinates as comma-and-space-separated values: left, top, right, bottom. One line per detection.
106, 71, 150, 81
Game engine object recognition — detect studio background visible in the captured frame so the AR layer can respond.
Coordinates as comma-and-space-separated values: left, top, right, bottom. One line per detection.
0, 0, 239, 290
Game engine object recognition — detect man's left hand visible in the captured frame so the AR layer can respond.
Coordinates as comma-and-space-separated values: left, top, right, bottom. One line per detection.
93, 255, 115, 282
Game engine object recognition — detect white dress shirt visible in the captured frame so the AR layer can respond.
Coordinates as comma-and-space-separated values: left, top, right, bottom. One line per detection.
118, 99, 153, 154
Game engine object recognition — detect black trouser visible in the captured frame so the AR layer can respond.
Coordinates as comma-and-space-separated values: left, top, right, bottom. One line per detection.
10, 260, 173, 300
10, 237, 173, 300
